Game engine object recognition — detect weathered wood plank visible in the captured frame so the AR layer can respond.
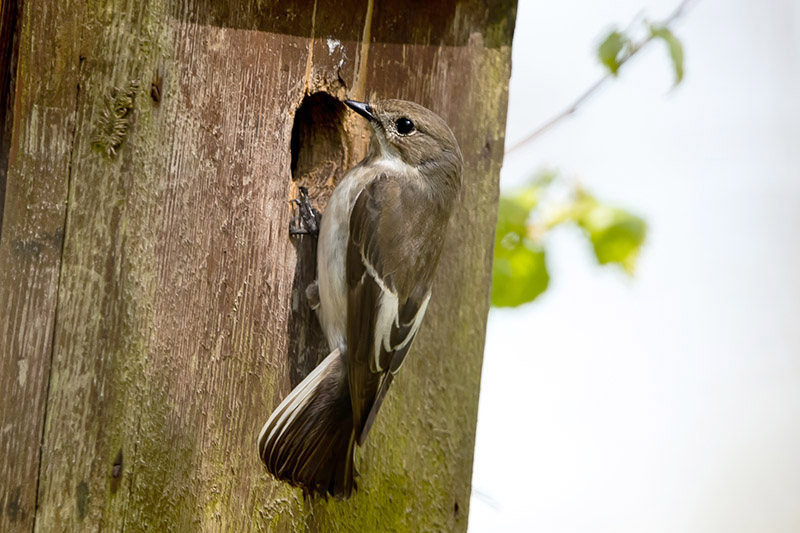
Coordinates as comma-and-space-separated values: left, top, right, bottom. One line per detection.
6, 0, 518, 531
0, 1, 85, 531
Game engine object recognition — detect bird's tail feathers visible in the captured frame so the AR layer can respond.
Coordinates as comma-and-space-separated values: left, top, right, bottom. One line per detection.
357, 371, 394, 446
257, 348, 356, 498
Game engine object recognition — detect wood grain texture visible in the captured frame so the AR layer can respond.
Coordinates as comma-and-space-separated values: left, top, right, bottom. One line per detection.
0, 1, 83, 531
0, 0, 516, 531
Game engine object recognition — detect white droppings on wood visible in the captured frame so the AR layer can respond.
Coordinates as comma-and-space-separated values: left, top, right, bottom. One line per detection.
326, 38, 341, 55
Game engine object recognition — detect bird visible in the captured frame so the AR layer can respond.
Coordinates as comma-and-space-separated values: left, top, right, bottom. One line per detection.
258, 98, 463, 498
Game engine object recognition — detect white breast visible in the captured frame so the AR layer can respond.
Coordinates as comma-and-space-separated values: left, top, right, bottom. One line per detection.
315, 166, 372, 351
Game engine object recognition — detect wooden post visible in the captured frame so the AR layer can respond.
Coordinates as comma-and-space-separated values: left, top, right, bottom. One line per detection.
0, 1, 516, 530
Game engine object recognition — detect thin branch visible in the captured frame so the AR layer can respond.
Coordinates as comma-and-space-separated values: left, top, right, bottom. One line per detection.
504, 0, 698, 156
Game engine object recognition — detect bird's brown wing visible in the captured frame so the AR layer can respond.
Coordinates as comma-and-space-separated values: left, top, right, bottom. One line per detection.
346, 174, 449, 444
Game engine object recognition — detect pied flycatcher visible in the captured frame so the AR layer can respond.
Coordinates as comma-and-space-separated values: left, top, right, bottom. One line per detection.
258, 99, 463, 498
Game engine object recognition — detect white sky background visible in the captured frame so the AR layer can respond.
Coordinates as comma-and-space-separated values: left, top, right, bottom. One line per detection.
470, 0, 800, 531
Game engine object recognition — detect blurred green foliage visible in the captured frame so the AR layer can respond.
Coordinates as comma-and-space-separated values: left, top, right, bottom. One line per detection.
649, 25, 684, 84
597, 30, 628, 75
596, 22, 685, 85
492, 192, 550, 308
491, 171, 647, 308
492, 14, 686, 308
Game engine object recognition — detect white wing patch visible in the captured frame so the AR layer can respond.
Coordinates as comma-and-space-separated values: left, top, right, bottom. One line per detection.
391, 292, 431, 373
360, 249, 398, 372
360, 249, 431, 373
374, 291, 399, 372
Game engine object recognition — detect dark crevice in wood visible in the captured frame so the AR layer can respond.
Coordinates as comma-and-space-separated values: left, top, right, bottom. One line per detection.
286, 92, 348, 388
110, 448, 123, 494
0, 0, 22, 241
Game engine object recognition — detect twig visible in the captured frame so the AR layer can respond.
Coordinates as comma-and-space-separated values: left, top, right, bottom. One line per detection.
504, 0, 698, 156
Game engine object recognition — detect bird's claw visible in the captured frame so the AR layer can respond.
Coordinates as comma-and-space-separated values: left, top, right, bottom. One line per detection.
289, 186, 321, 237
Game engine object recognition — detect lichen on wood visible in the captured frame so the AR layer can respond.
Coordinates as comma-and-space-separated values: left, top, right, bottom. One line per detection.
90, 81, 139, 158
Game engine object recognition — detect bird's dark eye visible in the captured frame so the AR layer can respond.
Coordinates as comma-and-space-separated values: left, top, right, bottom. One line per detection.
395, 117, 415, 135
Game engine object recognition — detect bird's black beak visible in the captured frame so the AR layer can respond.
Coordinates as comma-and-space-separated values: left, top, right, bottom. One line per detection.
345, 100, 376, 122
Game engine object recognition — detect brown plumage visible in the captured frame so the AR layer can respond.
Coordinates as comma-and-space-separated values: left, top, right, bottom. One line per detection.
258, 99, 462, 498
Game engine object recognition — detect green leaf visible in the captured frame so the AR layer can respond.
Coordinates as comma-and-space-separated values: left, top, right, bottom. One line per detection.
598, 30, 627, 75
577, 204, 647, 274
650, 25, 684, 85
491, 238, 550, 308
494, 196, 531, 249
492, 190, 550, 307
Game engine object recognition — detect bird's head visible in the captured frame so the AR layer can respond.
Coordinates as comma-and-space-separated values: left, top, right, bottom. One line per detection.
345, 98, 463, 186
